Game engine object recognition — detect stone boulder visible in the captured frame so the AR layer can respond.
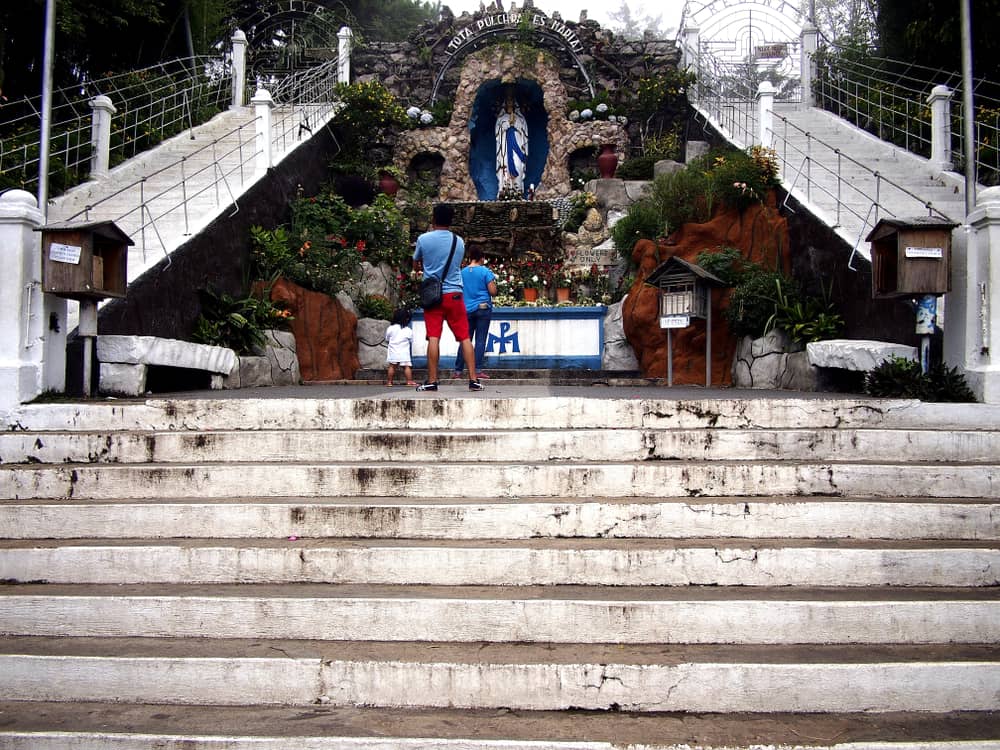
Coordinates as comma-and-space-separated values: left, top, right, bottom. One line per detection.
807, 339, 918, 371
357, 317, 391, 370
345, 262, 399, 305
602, 299, 639, 371
269, 278, 360, 381
731, 330, 818, 391
223, 329, 301, 389
653, 159, 684, 178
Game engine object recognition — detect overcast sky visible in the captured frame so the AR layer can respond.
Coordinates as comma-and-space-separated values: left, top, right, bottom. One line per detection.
443, 0, 688, 34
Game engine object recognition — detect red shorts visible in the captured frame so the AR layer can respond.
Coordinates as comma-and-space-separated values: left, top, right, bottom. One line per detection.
423, 292, 470, 341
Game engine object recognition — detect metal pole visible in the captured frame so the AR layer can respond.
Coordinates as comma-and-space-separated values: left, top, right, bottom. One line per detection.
960, 0, 976, 215
37, 0, 57, 221
705, 292, 713, 387
667, 329, 673, 387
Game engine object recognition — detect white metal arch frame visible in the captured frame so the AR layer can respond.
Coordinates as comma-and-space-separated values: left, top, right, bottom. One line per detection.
681, 0, 804, 95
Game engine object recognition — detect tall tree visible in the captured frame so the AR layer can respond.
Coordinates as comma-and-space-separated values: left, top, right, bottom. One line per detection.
876, 0, 999, 80
607, 1, 672, 40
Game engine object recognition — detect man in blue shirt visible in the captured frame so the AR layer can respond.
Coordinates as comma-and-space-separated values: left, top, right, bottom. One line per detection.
413, 204, 484, 392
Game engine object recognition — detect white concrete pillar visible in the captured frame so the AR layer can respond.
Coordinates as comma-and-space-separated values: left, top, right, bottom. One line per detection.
954, 186, 1000, 402
88, 95, 116, 180
251, 88, 274, 177
681, 27, 700, 102
231, 30, 248, 109
927, 85, 954, 173
0, 191, 47, 410
757, 81, 776, 149
681, 26, 699, 70
338, 27, 353, 85
800, 24, 819, 107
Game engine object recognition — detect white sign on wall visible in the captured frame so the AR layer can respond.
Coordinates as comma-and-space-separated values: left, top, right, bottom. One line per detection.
49, 243, 82, 265
660, 315, 691, 329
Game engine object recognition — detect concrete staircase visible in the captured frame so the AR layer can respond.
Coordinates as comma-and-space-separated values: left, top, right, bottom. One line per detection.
770, 103, 971, 255
0, 392, 999, 748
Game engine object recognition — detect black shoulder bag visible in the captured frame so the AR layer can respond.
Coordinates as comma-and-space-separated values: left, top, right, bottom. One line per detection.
419, 233, 458, 309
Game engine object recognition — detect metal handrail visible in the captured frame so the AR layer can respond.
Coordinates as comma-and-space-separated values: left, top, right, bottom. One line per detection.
62, 117, 261, 262
687, 41, 957, 255
269, 57, 343, 156
0, 56, 233, 196
813, 49, 1000, 185
51, 53, 344, 266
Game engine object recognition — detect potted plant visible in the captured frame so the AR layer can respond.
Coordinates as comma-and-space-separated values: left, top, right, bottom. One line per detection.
376, 165, 404, 197
554, 266, 573, 302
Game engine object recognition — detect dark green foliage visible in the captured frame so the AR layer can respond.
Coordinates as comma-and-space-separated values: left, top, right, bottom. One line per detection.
925, 362, 978, 402
191, 286, 291, 354
864, 356, 977, 402
766, 278, 844, 345
724, 266, 790, 339
650, 163, 714, 231
877, 0, 1000, 83
616, 157, 656, 180
695, 247, 743, 285
357, 294, 394, 320
610, 202, 665, 257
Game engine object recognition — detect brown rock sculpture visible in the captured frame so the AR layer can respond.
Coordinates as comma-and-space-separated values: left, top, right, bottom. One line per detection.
269, 278, 360, 381
621, 194, 791, 385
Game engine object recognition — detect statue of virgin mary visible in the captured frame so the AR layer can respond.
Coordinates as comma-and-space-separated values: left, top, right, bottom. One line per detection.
495, 90, 528, 197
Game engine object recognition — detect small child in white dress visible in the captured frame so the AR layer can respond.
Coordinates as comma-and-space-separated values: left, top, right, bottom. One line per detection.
384, 309, 416, 386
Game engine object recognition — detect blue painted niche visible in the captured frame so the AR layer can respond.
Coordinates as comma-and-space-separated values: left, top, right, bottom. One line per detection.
469, 79, 549, 200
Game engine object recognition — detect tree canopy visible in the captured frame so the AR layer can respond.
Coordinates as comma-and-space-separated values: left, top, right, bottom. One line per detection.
0, 0, 437, 102
876, 0, 999, 81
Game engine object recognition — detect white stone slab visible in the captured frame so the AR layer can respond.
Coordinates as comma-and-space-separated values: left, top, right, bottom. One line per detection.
98, 363, 147, 397
97, 335, 236, 375
806, 339, 918, 371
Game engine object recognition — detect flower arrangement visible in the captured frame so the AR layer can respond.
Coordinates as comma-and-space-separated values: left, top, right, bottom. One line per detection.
405, 105, 435, 126
568, 93, 617, 122
497, 182, 524, 201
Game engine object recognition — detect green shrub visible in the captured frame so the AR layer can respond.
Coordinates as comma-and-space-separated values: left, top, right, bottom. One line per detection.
357, 294, 394, 320
695, 247, 743, 285
766, 278, 844, 345
864, 356, 925, 398
864, 357, 976, 402
610, 200, 665, 257
648, 166, 714, 231
725, 265, 790, 339
644, 128, 682, 161
191, 287, 292, 354
616, 157, 656, 180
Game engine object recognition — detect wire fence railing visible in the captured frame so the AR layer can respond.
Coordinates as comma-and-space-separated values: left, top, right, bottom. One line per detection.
0, 57, 233, 197
813, 50, 1000, 186
54, 53, 342, 268
269, 56, 343, 156
685, 41, 959, 258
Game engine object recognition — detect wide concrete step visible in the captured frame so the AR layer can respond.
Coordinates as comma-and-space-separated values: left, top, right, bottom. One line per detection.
3, 702, 999, 750
3, 497, 996, 540
3, 460, 997, 500
2, 637, 998, 712
3, 584, 999, 644
3, 427, 998, 464
3, 538, 997, 587
7, 397, 1000, 432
